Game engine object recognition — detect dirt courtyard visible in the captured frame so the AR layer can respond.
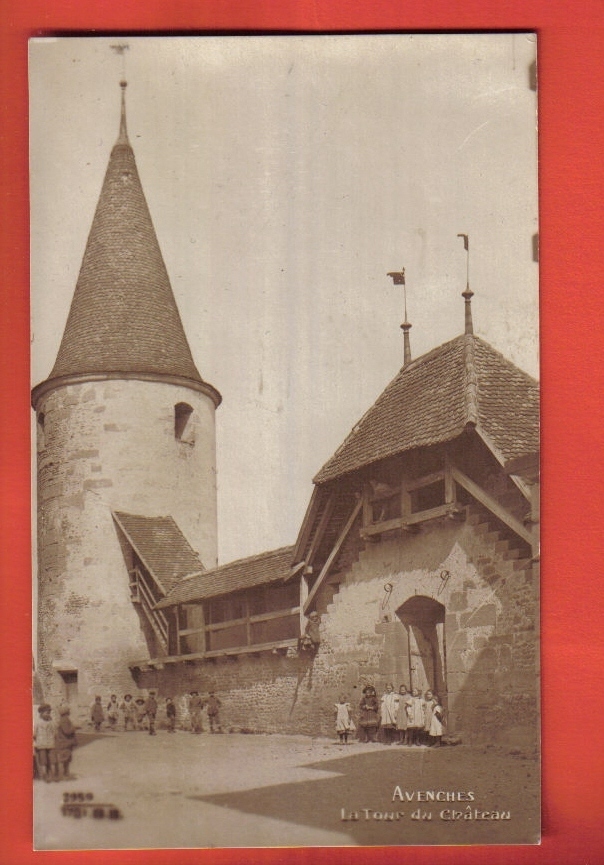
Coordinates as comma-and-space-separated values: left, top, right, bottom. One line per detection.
34, 729, 539, 849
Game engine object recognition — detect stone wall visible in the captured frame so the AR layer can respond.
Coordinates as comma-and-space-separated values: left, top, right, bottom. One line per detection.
136, 512, 538, 747
35, 378, 217, 710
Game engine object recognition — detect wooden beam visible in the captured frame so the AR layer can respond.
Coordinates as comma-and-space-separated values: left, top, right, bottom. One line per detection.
444, 454, 455, 504
292, 486, 321, 562
131, 638, 299, 667
179, 606, 300, 636
304, 498, 363, 614
405, 503, 452, 526
405, 469, 445, 493
304, 492, 336, 566
176, 605, 181, 655
300, 574, 309, 634
451, 465, 533, 546
362, 517, 403, 537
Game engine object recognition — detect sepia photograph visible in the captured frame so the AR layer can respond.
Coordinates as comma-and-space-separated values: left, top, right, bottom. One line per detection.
30, 34, 539, 849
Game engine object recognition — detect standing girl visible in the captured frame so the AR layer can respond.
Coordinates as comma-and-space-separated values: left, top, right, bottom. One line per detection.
334, 695, 355, 744
422, 689, 436, 745
358, 685, 380, 742
396, 684, 410, 745
429, 695, 444, 747
406, 688, 424, 746
380, 683, 399, 744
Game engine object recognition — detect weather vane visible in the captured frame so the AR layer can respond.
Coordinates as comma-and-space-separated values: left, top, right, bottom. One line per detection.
386, 267, 412, 366
457, 233, 474, 335
110, 43, 130, 79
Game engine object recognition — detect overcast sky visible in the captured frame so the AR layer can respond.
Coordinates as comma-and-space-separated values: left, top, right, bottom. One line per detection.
29, 34, 538, 565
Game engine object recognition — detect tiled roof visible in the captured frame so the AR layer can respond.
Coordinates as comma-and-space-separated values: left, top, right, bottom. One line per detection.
112, 511, 204, 595
314, 335, 539, 484
155, 546, 295, 609
45, 117, 207, 386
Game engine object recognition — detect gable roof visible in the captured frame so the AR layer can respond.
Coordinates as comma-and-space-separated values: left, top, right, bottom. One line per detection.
33, 86, 220, 408
314, 334, 539, 484
112, 511, 204, 595
155, 545, 295, 609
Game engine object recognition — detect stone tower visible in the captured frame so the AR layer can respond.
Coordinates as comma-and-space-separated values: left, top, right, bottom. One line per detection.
32, 83, 221, 709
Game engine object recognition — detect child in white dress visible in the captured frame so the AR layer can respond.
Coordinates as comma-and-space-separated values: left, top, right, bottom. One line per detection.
334, 694, 355, 744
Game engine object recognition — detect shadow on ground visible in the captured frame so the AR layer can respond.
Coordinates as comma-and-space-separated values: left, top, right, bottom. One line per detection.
189, 745, 539, 846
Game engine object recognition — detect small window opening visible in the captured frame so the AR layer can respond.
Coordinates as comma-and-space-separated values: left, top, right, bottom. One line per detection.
174, 403, 194, 443
56, 668, 78, 704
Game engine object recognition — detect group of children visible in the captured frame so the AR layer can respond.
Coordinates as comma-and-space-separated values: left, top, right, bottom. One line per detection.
335, 684, 444, 747
33, 703, 77, 782
89, 690, 222, 735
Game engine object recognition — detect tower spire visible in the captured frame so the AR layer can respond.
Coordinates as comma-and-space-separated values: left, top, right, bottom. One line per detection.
387, 268, 412, 366
457, 233, 473, 335
117, 80, 129, 145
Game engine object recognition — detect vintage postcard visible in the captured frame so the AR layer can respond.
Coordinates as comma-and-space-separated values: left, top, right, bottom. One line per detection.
30, 34, 539, 848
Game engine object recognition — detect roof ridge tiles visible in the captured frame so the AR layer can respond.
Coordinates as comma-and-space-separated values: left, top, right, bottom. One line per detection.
313, 333, 538, 485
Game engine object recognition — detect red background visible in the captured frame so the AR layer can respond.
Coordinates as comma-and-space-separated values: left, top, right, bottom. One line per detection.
1, 2, 603, 864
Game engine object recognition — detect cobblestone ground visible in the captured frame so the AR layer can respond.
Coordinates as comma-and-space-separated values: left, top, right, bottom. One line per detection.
34, 729, 539, 849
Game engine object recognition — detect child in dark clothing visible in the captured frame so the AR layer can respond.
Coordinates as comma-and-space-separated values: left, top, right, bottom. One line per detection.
358, 685, 380, 742
204, 692, 221, 733
53, 706, 77, 780
189, 691, 203, 733
165, 697, 176, 732
91, 696, 104, 732
145, 691, 158, 736
299, 612, 321, 653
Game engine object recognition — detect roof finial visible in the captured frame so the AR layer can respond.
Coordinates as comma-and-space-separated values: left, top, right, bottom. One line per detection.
111, 44, 130, 145
117, 80, 129, 144
387, 268, 412, 366
457, 233, 473, 335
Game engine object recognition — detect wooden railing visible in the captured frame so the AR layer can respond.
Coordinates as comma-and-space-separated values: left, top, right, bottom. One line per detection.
129, 567, 169, 650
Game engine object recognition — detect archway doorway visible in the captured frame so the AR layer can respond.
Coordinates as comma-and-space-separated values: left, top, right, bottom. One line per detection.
397, 596, 447, 700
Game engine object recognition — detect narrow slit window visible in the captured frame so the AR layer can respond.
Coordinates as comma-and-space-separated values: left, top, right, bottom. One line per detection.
174, 402, 194, 443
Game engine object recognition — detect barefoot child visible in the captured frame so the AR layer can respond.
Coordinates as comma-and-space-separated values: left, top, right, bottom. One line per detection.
334, 694, 355, 744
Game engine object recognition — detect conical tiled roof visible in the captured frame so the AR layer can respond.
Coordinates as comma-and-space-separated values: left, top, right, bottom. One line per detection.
314, 334, 539, 484
34, 86, 219, 406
